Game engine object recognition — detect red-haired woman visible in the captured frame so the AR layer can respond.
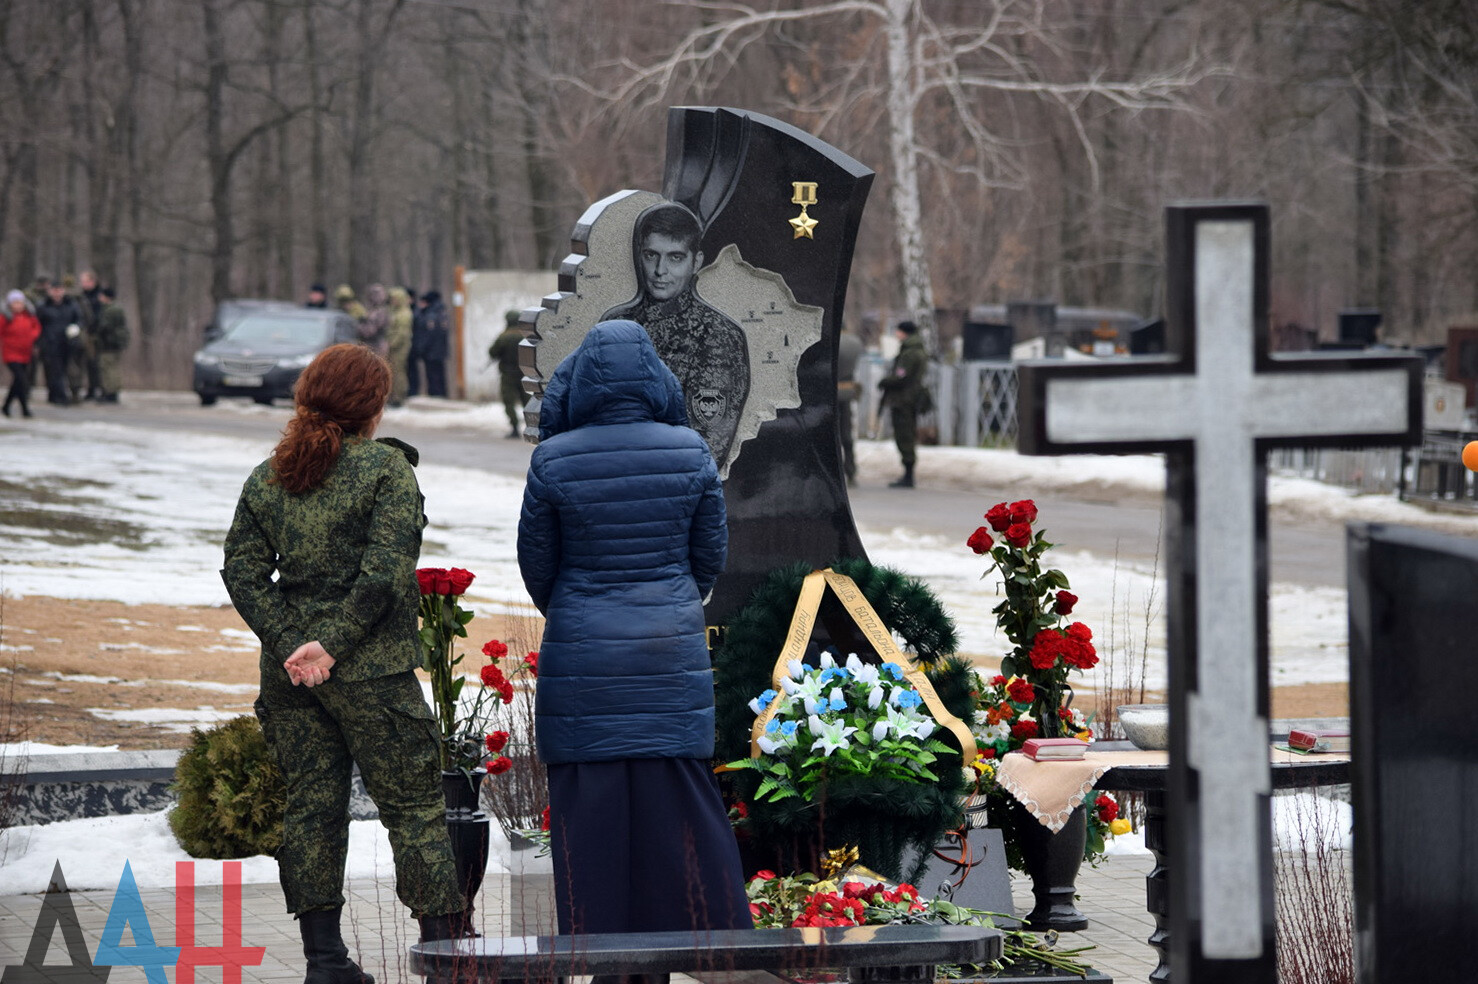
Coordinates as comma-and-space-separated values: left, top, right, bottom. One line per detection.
2, 289, 41, 417
223, 344, 464, 984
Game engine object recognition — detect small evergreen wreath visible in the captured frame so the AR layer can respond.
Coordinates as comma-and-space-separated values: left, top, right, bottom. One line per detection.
714, 557, 975, 881
169, 715, 286, 859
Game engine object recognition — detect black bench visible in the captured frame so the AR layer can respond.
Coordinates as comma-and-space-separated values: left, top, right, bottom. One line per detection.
410, 924, 1002, 983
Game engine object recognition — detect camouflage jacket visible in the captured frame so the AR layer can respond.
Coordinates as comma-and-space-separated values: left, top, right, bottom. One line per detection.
95, 303, 129, 352
222, 437, 427, 683
879, 333, 929, 410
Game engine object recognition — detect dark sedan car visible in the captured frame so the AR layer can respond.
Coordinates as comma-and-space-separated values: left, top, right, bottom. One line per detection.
193, 307, 359, 405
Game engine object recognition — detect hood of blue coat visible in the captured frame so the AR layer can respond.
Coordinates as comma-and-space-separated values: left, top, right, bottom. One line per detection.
538, 320, 689, 439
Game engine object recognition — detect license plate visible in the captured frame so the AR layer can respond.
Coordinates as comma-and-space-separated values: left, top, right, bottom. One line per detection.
222, 374, 264, 387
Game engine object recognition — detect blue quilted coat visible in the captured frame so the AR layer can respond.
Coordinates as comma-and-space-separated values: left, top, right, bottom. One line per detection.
517, 321, 728, 765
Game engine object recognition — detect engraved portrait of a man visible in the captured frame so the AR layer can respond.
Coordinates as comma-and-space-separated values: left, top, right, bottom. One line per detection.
605, 202, 750, 466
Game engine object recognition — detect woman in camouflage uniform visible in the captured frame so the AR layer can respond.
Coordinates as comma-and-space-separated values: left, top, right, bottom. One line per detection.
222, 344, 464, 984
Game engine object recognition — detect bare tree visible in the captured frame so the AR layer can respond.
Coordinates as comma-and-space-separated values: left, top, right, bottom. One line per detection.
556, 0, 1223, 349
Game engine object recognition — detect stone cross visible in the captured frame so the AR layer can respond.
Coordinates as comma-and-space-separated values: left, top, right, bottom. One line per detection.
1017, 202, 1422, 982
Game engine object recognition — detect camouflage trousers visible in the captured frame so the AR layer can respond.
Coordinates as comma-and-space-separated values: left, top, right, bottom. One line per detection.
255, 668, 463, 918
500, 373, 525, 431
890, 405, 918, 467
98, 351, 122, 397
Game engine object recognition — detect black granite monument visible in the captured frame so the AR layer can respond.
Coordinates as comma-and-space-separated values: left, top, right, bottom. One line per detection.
1016, 202, 1422, 983
1348, 523, 1478, 984
521, 107, 875, 623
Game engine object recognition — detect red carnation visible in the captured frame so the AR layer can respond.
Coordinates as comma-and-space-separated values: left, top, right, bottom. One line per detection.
499, 681, 515, 704
446, 568, 476, 595
1006, 678, 1035, 703
485, 731, 509, 754
486, 755, 513, 775
1096, 794, 1119, 823
1005, 522, 1033, 549
1029, 629, 1064, 669
523, 651, 539, 677
990, 674, 1007, 686
966, 526, 995, 555
1011, 719, 1039, 740
480, 664, 506, 688
1054, 590, 1078, 615
985, 502, 1012, 532
415, 568, 445, 595
540, 805, 550, 831
1063, 637, 1098, 670
1066, 621, 1093, 642
980, 747, 996, 759
483, 639, 509, 659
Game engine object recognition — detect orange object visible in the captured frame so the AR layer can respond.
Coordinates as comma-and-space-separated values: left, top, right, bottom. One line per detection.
1463, 441, 1478, 472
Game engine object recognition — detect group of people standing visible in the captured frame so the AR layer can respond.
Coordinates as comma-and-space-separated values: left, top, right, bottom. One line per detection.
1, 271, 130, 418
305, 281, 451, 407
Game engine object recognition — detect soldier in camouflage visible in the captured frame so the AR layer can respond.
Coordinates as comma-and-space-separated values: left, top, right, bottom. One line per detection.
222, 344, 464, 984
878, 320, 929, 488
93, 285, 129, 403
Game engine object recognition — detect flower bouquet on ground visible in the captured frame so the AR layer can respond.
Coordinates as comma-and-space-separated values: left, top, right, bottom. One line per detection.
743, 868, 1095, 976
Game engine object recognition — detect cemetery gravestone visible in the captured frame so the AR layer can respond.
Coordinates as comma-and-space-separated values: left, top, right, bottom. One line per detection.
1347, 523, 1478, 984
520, 108, 875, 622
1017, 202, 1422, 983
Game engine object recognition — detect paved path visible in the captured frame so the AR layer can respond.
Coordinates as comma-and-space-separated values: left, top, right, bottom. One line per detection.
50, 392, 1347, 590
0, 858, 1161, 983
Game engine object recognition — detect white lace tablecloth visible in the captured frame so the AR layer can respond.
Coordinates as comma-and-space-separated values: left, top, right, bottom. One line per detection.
995, 746, 1350, 832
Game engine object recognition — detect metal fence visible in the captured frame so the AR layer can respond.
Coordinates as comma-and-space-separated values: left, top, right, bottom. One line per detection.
857, 358, 1018, 445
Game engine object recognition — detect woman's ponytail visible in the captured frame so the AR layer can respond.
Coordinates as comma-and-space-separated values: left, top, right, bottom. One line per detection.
269, 344, 391, 493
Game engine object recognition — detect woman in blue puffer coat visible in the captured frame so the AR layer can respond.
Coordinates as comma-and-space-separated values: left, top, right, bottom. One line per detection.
517, 320, 751, 941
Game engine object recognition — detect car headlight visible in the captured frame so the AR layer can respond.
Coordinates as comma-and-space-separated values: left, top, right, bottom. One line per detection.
194, 352, 220, 367
278, 353, 315, 370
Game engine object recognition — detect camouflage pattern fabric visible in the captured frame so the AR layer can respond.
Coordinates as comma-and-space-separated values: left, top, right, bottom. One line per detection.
221, 437, 426, 683
880, 333, 929, 467
607, 291, 750, 466
225, 437, 461, 917
256, 670, 462, 917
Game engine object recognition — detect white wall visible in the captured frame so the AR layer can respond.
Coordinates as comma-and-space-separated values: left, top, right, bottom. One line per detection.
457, 270, 556, 401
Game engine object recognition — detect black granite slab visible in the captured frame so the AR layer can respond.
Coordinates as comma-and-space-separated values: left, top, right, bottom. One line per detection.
1348, 523, 1478, 984
410, 924, 1001, 979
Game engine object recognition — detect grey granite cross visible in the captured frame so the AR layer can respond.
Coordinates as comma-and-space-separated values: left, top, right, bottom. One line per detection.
1018, 202, 1422, 982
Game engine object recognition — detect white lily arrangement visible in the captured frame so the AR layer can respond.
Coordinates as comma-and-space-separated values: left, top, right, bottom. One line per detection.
728, 652, 955, 804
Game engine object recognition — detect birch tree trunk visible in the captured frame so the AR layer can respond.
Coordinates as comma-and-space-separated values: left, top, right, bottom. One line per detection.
882, 0, 937, 349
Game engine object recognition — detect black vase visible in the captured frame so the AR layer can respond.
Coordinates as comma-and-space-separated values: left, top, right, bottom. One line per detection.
1007, 800, 1089, 931
442, 768, 490, 920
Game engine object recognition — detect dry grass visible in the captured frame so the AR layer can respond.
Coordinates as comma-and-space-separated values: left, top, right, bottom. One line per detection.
1274, 794, 1354, 984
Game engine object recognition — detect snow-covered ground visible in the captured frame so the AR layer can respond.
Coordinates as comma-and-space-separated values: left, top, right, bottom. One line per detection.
0, 395, 1386, 890
6, 395, 1475, 693
0, 806, 518, 892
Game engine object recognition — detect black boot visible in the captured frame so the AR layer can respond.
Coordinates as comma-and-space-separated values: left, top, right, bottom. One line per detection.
418, 911, 471, 943
298, 908, 374, 984
889, 464, 915, 488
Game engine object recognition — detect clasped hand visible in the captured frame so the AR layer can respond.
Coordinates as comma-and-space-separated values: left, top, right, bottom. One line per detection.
285, 640, 336, 687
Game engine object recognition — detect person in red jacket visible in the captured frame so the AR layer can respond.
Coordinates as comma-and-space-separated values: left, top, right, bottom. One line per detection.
2, 289, 41, 417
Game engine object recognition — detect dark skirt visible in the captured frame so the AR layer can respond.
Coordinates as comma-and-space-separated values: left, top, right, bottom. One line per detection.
547, 757, 753, 935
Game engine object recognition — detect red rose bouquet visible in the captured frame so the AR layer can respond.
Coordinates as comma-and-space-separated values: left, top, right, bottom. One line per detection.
416, 566, 506, 773
967, 501, 1097, 740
